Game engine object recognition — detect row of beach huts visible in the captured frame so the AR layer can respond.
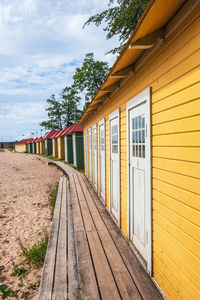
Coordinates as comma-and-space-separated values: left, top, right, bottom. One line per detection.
14, 1, 200, 299
15, 123, 84, 169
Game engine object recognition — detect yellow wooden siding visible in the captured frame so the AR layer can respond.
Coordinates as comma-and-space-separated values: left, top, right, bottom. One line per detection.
83, 14, 200, 299
15, 144, 26, 152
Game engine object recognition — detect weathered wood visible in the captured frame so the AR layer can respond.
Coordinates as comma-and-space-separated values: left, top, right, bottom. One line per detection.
82, 174, 163, 300
53, 178, 67, 300
70, 174, 100, 299
78, 174, 142, 300
38, 177, 63, 300
68, 179, 80, 300
37, 156, 53, 165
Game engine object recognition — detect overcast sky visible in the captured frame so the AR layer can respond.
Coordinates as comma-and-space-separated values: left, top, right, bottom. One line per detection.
0, 0, 118, 141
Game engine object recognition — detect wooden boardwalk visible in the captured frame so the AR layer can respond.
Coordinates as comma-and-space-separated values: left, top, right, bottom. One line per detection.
38, 156, 162, 300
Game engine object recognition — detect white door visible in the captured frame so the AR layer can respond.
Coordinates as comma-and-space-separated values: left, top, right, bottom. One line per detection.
92, 125, 97, 190
58, 138, 61, 158
85, 131, 88, 177
73, 134, 77, 166
64, 136, 67, 162
88, 128, 92, 182
109, 110, 120, 222
99, 119, 105, 203
127, 88, 151, 272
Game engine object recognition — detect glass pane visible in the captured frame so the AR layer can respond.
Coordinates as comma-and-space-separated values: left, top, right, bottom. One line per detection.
112, 145, 118, 153
133, 145, 135, 156
142, 145, 145, 158
139, 116, 141, 129
136, 145, 138, 157
132, 131, 136, 144
142, 116, 145, 128
112, 124, 118, 135
112, 133, 118, 144
139, 130, 141, 143
135, 117, 138, 129
132, 118, 135, 130
139, 145, 141, 157
136, 131, 138, 143
142, 130, 145, 143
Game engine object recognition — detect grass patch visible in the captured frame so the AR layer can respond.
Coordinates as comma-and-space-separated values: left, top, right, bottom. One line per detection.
50, 182, 59, 213
18, 232, 48, 269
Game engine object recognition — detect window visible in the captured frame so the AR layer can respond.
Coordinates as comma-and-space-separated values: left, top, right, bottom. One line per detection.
132, 115, 145, 158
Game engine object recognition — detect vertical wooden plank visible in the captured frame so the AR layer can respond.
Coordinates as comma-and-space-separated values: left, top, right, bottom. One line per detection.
70, 174, 100, 300
53, 178, 67, 300
38, 177, 63, 300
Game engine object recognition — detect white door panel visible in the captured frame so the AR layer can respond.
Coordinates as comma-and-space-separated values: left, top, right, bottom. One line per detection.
93, 126, 97, 190
88, 128, 92, 182
99, 120, 105, 202
127, 88, 151, 272
109, 111, 120, 223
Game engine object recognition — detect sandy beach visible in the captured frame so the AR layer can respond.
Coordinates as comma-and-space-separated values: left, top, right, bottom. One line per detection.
0, 152, 62, 299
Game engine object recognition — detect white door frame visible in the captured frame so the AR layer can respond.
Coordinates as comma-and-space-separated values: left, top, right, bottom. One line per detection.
126, 87, 152, 274
98, 118, 106, 204
109, 109, 120, 226
92, 124, 97, 190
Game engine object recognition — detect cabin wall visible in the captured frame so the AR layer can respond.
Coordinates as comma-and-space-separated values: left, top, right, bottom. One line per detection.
15, 144, 25, 153
83, 14, 200, 299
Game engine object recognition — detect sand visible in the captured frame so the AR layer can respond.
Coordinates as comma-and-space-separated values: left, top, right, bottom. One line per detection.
0, 152, 62, 299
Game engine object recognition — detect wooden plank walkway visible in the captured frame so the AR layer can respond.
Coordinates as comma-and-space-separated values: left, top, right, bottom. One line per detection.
38, 177, 67, 300
37, 156, 163, 300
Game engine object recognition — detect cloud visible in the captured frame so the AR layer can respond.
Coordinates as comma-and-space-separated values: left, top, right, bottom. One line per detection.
0, 0, 118, 140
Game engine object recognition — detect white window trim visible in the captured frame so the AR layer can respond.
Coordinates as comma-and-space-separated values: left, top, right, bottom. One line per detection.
98, 118, 106, 205
109, 108, 120, 227
126, 87, 152, 275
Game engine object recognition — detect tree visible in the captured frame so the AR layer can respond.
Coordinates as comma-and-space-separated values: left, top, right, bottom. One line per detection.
83, 0, 149, 54
73, 53, 109, 99
61, 86, 82, 126
40, 94, 63, 130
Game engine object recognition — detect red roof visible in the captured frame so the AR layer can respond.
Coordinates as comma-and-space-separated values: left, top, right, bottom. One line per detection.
15, 138, 34, 145
51, 130, 59, 139
53, 127, 67, 138
60, 126, 69, 137
37, 136, 43, 142
52, 129, 62, 138
43, 128, 57, 140
62, 123, 83, 135
72, 126, 83, 133
63, 123, 77, 135
32, 138, 39, 143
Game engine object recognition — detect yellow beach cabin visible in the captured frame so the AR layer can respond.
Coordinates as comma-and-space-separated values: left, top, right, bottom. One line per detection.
79, 0, 200, 299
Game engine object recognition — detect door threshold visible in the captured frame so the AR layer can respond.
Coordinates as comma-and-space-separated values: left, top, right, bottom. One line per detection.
129, 241, 147, 271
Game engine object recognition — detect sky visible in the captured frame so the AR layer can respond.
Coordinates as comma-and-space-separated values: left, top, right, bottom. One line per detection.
0, 0, 118, 141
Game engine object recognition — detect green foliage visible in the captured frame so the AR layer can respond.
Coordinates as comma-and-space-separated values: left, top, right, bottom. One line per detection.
40, 94, 63, 130
49, 182, 59, 213
61, 86, 82, 126
0, 285, 16, 299
84, 0, 149, 54
18, 233, 48, 269
73, 53, 109, 99
10, 261, 26, 278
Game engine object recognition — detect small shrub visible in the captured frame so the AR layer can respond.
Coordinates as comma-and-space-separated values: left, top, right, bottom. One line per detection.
18, 232, 48, 269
